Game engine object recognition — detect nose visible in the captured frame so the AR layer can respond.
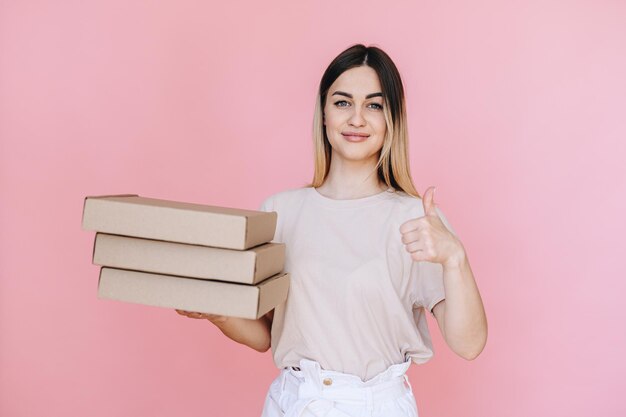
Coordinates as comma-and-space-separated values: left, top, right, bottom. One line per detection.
348, 106, 366, 127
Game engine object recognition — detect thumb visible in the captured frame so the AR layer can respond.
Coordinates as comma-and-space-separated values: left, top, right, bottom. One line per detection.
422, 186, 437, 216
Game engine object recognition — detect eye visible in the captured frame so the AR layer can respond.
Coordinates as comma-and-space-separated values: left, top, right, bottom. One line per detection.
369, 103, 383, 110
334, 100, 349, 107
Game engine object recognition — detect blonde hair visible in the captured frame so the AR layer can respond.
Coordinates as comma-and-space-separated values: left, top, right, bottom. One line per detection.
303, 44, 421, 199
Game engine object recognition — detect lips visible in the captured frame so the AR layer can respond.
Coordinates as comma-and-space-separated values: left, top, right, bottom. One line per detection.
342, 132, 370, 142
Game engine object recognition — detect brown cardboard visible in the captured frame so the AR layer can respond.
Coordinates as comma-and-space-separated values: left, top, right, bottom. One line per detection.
97, 267, 290, 320
92, 233, 285, 284
81, 194, 277, 250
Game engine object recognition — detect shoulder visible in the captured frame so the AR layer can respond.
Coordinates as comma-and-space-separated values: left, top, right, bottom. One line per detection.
385, 189, 427, 216
258, 185, 311, 211
387, 189, 457, 235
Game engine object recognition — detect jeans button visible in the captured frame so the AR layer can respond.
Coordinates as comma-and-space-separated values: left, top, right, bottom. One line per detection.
323, 377, 333, 386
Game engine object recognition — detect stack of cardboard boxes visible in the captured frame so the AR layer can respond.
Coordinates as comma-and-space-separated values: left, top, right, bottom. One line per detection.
81, 194, 289, 319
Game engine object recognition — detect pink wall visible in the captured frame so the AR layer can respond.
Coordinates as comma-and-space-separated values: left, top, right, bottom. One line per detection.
1, 1, 625, 416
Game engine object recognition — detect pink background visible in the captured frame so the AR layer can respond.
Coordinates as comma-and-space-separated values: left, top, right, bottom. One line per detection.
1, 1, 625, 416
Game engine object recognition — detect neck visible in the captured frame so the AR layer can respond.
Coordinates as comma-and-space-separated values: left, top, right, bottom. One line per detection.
316, 156, 386, 199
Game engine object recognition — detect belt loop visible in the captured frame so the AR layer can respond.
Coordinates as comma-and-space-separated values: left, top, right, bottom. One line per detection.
403, 374, 413, 392
280, 370, 287, 392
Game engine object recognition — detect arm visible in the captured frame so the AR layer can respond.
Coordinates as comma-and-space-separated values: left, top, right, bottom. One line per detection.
211, 314, 272, 353
206, 194, 276, 352
176, 309, 274, 352
400, 186, 487, 361
432, 252, 488, 360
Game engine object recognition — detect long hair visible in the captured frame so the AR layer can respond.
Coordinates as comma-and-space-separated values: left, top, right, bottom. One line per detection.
304, 43, 421, 198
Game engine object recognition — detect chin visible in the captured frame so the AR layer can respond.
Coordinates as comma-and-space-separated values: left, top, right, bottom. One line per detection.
336, 149, 381, 163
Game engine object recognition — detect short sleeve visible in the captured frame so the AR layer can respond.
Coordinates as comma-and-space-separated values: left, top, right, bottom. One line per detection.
413, 205, 457, 316
258, 194, 274, 212
435, 205, 457, 238
258, 194, 277, 243
414, 261, 446, 317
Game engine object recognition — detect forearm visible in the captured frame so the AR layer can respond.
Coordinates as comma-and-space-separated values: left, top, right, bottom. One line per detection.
211, 316, 271, 352
442, 252, 488, 360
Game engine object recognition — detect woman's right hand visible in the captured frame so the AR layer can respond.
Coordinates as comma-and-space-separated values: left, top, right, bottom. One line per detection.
175, 309, 271, 352
175, 309, 229, 325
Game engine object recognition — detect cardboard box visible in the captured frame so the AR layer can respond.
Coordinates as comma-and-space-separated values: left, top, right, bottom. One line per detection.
92, 233, 285, 284
98, 267, 290, 320
82, 194, 277, 250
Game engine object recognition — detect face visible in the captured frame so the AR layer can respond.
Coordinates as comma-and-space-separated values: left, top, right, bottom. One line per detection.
323, 66, 387, 164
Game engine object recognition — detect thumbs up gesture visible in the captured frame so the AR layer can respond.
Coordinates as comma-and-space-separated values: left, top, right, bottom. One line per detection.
399, 186, 465, 268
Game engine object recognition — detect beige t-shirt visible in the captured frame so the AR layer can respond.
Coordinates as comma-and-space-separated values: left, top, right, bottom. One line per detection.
258, 186, 457, 382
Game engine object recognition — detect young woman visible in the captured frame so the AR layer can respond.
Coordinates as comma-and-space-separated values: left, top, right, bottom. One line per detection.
177, 44, 488, 417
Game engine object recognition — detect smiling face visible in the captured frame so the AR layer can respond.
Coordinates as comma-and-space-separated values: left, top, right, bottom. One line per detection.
323, 65, 387, 164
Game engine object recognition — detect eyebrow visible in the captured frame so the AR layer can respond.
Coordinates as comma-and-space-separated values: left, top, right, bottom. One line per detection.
331, 91, 383, 99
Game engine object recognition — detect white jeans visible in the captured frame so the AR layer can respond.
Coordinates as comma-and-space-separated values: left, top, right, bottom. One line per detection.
260, 357, 418, 417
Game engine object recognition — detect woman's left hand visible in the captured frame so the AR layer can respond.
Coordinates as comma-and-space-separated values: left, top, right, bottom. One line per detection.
399, 186, 466, 268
